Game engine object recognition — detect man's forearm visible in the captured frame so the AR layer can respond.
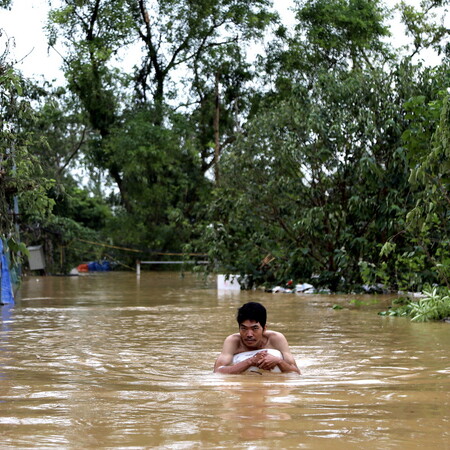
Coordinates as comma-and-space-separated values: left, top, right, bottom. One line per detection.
215, 355, 257, 374
277, 358, 300, 374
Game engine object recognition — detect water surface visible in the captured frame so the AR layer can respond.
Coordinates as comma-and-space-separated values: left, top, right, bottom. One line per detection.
1, 272, 449, 448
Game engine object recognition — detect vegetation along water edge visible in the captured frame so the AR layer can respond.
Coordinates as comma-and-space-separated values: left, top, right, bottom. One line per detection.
1, 0, 450, 317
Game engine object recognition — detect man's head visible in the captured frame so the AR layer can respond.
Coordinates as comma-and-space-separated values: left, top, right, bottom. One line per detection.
237, 302, 267, 348
236, 302, 267, 328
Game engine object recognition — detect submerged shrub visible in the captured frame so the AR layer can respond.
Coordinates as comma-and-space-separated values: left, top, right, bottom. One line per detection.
380, 288, 450, 322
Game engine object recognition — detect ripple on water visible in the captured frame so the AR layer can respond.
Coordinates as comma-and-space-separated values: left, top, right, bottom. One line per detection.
2, 272, 449, 448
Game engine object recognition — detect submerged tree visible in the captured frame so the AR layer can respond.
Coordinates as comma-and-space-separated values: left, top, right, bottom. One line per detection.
12, 0, 448, 288
402, 77, 450, 289
195, 0, 450, 291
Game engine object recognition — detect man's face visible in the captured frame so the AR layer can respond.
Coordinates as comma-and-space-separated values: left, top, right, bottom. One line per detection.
239, 320, 265, 348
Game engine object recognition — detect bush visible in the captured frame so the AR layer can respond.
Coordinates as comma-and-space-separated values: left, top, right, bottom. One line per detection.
379, 288, 450, 322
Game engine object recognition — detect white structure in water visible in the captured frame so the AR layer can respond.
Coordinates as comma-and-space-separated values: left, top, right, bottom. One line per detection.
217, 274, 241, 290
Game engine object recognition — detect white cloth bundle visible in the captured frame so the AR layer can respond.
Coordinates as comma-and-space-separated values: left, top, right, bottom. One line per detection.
232, 348, 283, 373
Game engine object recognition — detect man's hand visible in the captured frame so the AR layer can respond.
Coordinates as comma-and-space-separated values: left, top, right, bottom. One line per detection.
255, 351, 282, 371
248, 350, 268, 368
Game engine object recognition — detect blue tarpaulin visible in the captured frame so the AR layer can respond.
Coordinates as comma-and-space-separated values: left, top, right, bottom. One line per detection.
0, 239, 14, 305
87, 260, 111, 272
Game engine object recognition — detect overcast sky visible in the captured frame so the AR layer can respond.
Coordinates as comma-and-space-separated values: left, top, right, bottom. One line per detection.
0, 0, 445, 85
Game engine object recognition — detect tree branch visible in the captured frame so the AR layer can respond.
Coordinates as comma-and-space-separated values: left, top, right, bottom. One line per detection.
58, 127, 87, 176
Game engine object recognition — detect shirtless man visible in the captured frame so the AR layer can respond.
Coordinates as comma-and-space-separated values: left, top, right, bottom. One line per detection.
214, 302, 300, 374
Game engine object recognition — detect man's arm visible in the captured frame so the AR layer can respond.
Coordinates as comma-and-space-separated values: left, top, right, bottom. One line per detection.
259, 332, 300, 374
214, 335, 236, 373
214, 350, 267, 374
214, 335, 268, 374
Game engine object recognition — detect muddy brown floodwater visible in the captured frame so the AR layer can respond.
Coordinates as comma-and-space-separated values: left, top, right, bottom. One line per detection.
1, 272, 449, 448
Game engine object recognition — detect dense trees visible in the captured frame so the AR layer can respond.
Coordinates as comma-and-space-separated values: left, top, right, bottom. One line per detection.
194, 0, 450, 292
0, 31, 55, 266
2, 0, 450, 291
44, 0, 275, 251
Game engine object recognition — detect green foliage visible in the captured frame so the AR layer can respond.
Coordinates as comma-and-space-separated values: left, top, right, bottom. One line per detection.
3, 0, 450, 293
5, 236, 29, 268
198, 62, 414, 290
349, 61, 450, 291
295, 0, 391, 65
362, 237, 436, 292
358, 259, 391, 289
99, 105, 212, 251
1, 40, 55, 240
398, 0, 450, 55
191, 0, 450, 292
396, 65, 450, 288
380, 288, 450, 322
51, 185, 112, 231
44, 0, 273, 256
26, 82, 92, 179
332, 304, 344, 310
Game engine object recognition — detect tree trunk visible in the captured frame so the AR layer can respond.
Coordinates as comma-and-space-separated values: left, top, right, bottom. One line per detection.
214, 72, 220, 185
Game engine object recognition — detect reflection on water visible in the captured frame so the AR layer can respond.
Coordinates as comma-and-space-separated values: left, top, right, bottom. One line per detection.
0, 272, 449, 448
218, 382, 293, 440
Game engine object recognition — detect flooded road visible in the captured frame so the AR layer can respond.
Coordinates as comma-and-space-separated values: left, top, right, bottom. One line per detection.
1, 272, 449, 448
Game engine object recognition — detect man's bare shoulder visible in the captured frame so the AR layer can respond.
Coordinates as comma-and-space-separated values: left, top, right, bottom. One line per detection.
265, 329, 286, 338
265, 329, 289, 345
224, 333, 241, 343
221, 333, 253, 356
222, 333, 241, 350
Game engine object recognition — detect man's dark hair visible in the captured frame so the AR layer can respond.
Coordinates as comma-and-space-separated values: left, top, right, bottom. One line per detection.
236, 302, 267, 328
